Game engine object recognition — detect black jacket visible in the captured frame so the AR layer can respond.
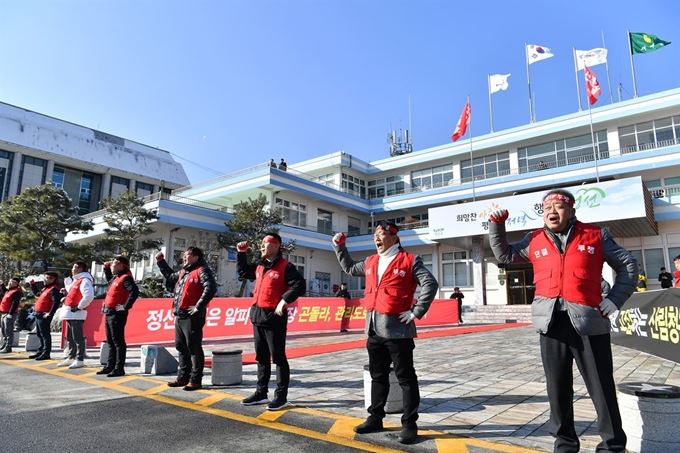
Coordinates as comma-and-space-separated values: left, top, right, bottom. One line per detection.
158, 258, 217, 317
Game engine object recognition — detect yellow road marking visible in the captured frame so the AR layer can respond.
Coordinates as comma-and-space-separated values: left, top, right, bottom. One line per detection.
257, 409, 288, 422
0, 357, 545, 453
195, 393, 229, 406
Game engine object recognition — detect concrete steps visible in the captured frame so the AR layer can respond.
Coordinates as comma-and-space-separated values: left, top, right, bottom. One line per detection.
462, 304, 533, 324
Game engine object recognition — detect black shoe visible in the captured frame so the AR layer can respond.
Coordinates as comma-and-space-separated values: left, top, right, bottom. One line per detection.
340, 329, 348, 333
241, 392, 269, 406
0, 348, 12, 353
267, 396, 291, 411
35, 355, 51, 361
398, 424, 418, 445
167, 379, 190, 388
96, 368, 113, 375
183, 382, 202, 391
107, 370, 125, 377
28, 352, 42, 359
354, 417, 384, 434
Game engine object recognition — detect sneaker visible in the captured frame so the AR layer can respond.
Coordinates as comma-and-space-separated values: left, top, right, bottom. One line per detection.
68, 360, 85, 369
0, 348, 12, 354
167, 379, 190, 388
57, 358, 74, 367
107, 370, 125, 377
96, 368, 113, 375
354, 417, 384, 434
241, 392, 269, 406
267, 397, 291, 411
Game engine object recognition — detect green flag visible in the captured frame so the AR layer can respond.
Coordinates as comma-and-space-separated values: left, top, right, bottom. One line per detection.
630, 32, 671, 54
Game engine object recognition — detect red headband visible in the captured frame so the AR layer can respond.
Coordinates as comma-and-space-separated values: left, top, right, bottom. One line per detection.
543, 193, 574, 207
262, 235, 281, 245
376, 224, 399, 235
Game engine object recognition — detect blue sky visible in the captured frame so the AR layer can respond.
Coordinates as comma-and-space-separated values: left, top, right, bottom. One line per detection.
0, 1, 677, 183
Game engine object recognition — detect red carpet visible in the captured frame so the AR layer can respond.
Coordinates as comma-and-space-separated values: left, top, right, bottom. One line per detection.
206, 322, 529, 366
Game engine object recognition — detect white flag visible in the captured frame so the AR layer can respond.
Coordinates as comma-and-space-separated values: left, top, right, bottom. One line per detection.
489, 74, 511, 94
526, 44, 554, 64
575, 48, 608, 71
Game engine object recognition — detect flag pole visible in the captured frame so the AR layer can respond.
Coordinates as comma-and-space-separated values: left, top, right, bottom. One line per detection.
601, 30, 614, 104
586, 84, 601, 183
572, 48, 583, 111
467, 96, 476, 201
488, 75, 495, 132
627, 29, 639, 98
525, 43, 534, 123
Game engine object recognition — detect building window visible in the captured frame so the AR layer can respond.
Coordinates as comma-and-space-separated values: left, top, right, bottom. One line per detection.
317, 208, 333, 235
18, 155, 47, 193
136, 181, 154, 198
0, 150, 14, 201
461, 151, 510, 182
420, 253, 433, 274
110, 176, 130, 199
348, 216, 362, 236
285, 254, 305, 275
518, 131, 608, 173
173, 237, 187, 267
341, 273, 365, 298
276, 197, 307, 228
441, 251, 471, 287
52, 167, 65, 189
411, 165, 453, 191
368, 175, 405, 198
78, 174, 94, 213
341, 173, 366, 198
619, 116, 680, 154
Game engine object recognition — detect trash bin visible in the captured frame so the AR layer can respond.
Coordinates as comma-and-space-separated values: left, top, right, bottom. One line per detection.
617, 381, 680, 453
363, 364, 403, 414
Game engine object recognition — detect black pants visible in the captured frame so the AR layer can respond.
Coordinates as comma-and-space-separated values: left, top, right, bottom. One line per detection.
367, 333, 419, 426
540, 311, 626, 453
66, 320, 85, 360
174, 312, 205, 384
105, 311, 128, 371
35, 314, 52, 356
253, 315, 289, 399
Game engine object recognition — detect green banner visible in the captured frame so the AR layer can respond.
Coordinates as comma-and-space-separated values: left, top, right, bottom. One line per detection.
630, 32, 671, 54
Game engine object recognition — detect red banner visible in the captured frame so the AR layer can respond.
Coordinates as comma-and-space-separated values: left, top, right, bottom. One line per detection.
74, 297, 460, 347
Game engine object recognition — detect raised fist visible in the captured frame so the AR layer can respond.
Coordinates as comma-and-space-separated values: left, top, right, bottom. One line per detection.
332, 232, 346, 247
236, 241, 250, 253
103, 261, 112, 269
155, 251, 165, 262
489, 209, 509, 224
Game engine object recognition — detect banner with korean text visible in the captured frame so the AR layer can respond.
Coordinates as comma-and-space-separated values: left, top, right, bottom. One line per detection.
611, 288, 680, 363
75, 297, 461, 347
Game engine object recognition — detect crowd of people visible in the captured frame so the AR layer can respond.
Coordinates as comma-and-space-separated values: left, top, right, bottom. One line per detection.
0, 188, 659, 451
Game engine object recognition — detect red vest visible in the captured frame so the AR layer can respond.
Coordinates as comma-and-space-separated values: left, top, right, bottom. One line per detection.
674, 271, 680, 288
104, 271, 132, 309
35, 284, 58, 313
0, 287, 22, 313
529, 222, 604, 307
176, 267, 204, 310
253, 258, 290, 309
363, 250, 417, 315
64, 277, 90, 308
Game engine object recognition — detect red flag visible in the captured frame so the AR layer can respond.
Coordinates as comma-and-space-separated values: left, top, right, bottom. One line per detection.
584, 66, 602, 105
451, 100, 471, 142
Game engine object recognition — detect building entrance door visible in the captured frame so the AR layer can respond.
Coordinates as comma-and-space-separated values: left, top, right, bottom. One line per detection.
506, 267, 535, 305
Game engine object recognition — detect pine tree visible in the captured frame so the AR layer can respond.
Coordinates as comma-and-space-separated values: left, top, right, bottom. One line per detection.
0, 185, 93, 272
94, 190, 162, 262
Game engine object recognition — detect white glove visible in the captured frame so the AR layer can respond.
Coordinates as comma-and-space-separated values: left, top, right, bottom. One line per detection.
43, 313, 51, 320
599, 298, 618, 317
398, 310, 416, 324
188, 305, 199, 315
275, 300, 287, 316
115, 304, 126, 312
5, 314, 12, 319
332, 232, 346, 247
489, 209, 509, 223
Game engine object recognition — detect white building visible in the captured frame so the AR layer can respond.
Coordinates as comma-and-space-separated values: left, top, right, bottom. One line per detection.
69, 87, 680, 304
0, 101, 189, 212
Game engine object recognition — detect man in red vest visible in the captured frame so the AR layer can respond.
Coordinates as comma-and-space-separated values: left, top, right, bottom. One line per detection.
489, 189, 637, 453
58, 261, 94, 369
237, 232, 306, 410
97, 255, 139, 377
0, 277, 23, 353
28, 272, 62, 359
156, 246, 216, 391
332, 221, 438, 445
